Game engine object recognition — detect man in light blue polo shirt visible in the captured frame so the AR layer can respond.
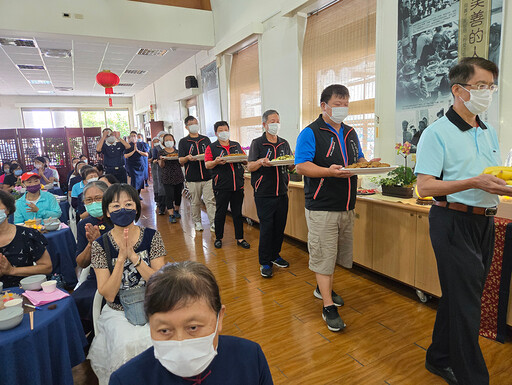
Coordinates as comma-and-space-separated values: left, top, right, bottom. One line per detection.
416, 57, 510, 385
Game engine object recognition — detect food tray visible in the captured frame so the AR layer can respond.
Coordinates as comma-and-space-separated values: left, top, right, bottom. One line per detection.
162, 155, 179, 160
221, 155, 248, 163
341, 166, 398, 175
193, 154, 205, 161
270, 159, 295, 166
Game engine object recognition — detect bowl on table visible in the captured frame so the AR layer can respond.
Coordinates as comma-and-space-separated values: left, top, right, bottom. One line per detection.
0, 307, 24, 330
41, 280, 57, 293
20, 275, 47, 291
43, 217, 61, 231
4, 298, 23, 308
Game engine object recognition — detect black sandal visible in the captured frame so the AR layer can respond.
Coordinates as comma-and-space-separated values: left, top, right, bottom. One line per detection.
237, 240, 251, 249
214, 239, 222, 249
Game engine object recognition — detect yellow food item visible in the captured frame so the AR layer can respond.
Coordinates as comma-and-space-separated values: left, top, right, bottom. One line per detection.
346, 161, 391, 169
273, 155, 294, 161
483, 166, 512, 177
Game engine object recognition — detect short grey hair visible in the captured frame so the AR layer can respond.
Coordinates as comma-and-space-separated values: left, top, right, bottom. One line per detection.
83, 180, 109, 197
262, 109, 279, 123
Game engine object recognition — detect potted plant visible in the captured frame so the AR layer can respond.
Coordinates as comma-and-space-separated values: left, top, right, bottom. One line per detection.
371, 142, 417, 198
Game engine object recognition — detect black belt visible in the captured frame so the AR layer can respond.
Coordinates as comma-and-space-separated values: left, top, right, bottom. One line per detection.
433, 201, 497, 216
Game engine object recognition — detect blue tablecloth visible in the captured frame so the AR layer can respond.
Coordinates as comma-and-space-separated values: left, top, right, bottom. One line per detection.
59, 200, 70, 224
0, 287, 87, 385
44, 228, 77, 288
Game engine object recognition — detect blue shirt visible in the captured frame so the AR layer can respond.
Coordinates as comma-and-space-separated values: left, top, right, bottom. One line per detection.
76, 216, 112, 257
109, 335, 273, 385
71, 181, 85, 198
101, 142, 126, 168
415, 107, 501, 207
295, 121, 364, 165
14, 191, 62, 223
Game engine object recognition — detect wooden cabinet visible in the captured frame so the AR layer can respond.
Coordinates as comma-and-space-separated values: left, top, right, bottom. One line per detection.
372, 205, 417, 286
353, 200, 373, 268
414, 213, 442, 297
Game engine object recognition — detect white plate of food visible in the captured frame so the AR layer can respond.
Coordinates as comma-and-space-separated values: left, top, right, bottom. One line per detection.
193, 154, 205, 161
221, 154, 248, 163
162, 155, 179, 160
342, 166, 398, 175
269, 158, 295, 166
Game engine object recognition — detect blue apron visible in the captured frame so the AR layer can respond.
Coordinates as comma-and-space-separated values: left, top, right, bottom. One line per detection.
126, 142, 146, 190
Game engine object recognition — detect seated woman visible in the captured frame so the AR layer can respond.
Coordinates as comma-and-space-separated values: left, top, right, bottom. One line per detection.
88, 183, 166, 385
68, 161, 87, 198
109, 261, 273, 385
0, 162, 10, 184
33, 156, 57, 188
2, 163, 23, 191
72, 181, 112, 338
99, 174, 119, 187
14, 172, 62, 224
0, 190, 52, 288
43, 156, 61, 188
73, 167, 100, 221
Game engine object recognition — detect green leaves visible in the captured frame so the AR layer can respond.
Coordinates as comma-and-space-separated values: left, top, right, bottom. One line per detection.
371, 166, 417, 187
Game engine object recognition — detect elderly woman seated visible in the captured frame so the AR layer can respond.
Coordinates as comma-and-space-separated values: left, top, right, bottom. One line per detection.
109, 261, 273, 385
88, 183, 166, 385
0, 190, 52, 288
14, 172, 61, 224
72, 180, 112, 338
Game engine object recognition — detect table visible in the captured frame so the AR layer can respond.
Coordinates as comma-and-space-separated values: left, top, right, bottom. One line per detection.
44, 228, 78, 288
0, 287, 87, 385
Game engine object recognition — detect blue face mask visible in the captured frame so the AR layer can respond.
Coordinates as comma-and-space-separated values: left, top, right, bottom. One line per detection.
86, 201, 104, 218
109, 208, 137, 227
0, 209, 7, 225
14, 169, 22, 176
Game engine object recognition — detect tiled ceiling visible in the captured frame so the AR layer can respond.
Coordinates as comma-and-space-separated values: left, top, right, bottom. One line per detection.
0, 34, 199, 96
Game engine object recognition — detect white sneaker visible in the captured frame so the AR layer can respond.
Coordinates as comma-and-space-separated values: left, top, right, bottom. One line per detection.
195, 222, 204, 231
210, 224, 215, 232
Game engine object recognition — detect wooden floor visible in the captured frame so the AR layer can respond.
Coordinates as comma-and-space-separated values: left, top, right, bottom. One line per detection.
73, 186, 512, 385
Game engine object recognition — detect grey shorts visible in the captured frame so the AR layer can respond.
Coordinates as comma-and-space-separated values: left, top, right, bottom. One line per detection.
305, 209, 356, 275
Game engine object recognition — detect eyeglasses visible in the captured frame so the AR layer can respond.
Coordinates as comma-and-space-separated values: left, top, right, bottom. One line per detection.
458, 83, 498, 92
84, 196, 103, 205
108, 202, 136, 211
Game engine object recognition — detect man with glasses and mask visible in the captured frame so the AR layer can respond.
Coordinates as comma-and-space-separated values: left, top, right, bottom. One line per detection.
416, 57, 509, 385
96, 128, 130, 184
247, 110, 293, 278
295, 84, 375, 333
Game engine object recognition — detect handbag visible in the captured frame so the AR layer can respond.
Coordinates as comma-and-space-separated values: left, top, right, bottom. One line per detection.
103, 234, 147, 326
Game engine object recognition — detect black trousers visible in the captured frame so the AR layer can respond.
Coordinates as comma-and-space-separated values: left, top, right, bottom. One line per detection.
255, 194, 289, 265
163, 183, 183, 210
105, 166, 127, 184
214, 190, 244, 240
154, 193, 166, 213
426, 205, 494, 385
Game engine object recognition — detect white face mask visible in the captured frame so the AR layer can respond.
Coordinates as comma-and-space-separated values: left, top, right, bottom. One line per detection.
106, 136, 116, 145
217, 131, 230, 142
165, 141, 174, 148
326, 105, 349, 124
153, 317, 219, 378
188, 124, 200, 134
459, 87, 493, 115
267, 123, 280, 136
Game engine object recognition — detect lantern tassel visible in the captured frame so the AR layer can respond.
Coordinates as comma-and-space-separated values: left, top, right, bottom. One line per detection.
109, 97, 113, 107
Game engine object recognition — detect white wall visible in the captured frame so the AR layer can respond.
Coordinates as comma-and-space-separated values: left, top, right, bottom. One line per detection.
0, 95, 133, 128
134, 0, 512, 161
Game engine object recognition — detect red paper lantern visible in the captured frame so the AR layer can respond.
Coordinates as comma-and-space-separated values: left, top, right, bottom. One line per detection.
96, 70, 120, 106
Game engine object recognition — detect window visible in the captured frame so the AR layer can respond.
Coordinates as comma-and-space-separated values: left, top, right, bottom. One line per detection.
229, 42, 262, 148
80, 110, 106, 128
106, 110, 131, 138
22, 110, 53, 129
302, 0, 377, 159
52, 110, 80, 127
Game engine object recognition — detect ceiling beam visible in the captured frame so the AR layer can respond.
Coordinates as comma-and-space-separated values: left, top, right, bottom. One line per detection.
129, 0, 212, 11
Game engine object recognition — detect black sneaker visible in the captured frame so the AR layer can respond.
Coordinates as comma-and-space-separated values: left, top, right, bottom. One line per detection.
425, 361, 458, 384
260, 265, 273, 278
272, 256, 289, 268
314, 285, 344, 306
214, 239, 222, 249
322, 305, 346, 332
237, 240, 250, 249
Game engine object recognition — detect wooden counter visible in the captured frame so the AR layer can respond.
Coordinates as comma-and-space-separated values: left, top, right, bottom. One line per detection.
242, 175, 512, 326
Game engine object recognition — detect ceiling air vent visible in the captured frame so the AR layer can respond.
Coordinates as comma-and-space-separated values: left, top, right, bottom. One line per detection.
136, 48, 167, 56
0, 38, 36, 47
117, 83, 134, 87
17, 64, 45, 70
42, 49, 72, 59
124, 69, 147, 75
55, 86, 73, 91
